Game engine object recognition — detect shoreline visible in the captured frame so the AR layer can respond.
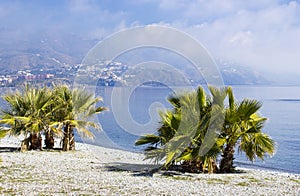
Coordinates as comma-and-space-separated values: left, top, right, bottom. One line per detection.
2, 135, 298, 175
234, 161, 300, 175
1, 138, 300, 195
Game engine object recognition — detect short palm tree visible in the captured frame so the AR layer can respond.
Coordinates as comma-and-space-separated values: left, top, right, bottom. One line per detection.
52, 85, 107, 151
136, 86, 226, 173
0, 85, 54, 150
0, 84, 106, 151
219, 87, 275, 173
136, 86, 275, 173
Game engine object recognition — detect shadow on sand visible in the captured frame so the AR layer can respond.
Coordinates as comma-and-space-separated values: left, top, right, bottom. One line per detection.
103, 162, 161, 177
102, 162, 246, 176
0, 146, 64, 153
0, 146, 20, 153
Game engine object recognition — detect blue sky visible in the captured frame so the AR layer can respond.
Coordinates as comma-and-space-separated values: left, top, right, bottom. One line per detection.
0, 0, 300, 74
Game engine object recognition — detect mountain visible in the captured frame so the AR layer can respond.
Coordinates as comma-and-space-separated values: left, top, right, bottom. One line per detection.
217, 60, 270, 85
0, 30, 98, 73
0, 31, 269, 85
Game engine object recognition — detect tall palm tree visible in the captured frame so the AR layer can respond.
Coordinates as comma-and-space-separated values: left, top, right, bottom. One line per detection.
52, 85, 106, 151
136, 86, 226, 173
219, 87, 275, 173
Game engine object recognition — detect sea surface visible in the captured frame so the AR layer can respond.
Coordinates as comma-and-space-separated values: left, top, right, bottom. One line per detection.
93, 85, 300, 174
1, 86, 300, 174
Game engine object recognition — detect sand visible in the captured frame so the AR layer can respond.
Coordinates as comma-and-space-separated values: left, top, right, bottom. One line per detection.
0, 137, 299, 195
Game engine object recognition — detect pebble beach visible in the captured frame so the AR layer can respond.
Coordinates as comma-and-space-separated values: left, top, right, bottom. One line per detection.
0, 137, 299, 195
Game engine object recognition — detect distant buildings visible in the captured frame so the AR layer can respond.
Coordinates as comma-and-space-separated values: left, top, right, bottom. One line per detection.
0, 61, 128, 87
0, 67, 62, 87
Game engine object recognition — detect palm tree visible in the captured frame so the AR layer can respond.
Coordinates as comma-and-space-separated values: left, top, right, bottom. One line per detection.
52, 85, 107, 151
0, 84, 106, 151
0, 85, 55, 150
136, 86, 275, 173
219, 87, 275, 173
136, 86, 226, 173
0, 127, 9, 139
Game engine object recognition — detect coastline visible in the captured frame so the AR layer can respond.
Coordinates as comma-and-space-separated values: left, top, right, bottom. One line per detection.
0, 138, 299, 195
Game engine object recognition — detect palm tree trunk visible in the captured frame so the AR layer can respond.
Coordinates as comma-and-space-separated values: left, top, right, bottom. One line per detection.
62, 123, 70, 151
45, 131, 54, 149
29, 133, 42, 150
21, 137, 30, 152
69, 129, 75, 150
211, 161, 218, 174
181, 159, 204, 173
219, 144, 235, 173
62, 123, 76, 151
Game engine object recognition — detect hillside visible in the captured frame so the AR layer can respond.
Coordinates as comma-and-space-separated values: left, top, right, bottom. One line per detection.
0, 32, 269, 85
0, 31, 97, 73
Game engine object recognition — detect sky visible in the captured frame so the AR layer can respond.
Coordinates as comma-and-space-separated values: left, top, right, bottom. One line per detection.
0, 0, 300, 75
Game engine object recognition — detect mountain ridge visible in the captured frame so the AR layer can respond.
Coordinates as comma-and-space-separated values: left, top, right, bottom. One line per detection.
0, 33, 269, 85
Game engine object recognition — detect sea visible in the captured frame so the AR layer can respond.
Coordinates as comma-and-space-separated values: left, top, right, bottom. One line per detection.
1, 85, 300, 174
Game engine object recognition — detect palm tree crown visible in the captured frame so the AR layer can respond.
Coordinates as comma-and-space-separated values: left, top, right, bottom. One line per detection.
136, 86, 275, 173
0, 84, 107, 151
52, 85, 107, 151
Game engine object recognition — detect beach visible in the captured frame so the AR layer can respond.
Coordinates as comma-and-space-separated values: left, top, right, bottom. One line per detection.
0, 137, 299, 195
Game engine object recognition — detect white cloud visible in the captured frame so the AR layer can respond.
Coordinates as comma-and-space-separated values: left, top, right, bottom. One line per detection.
68, 0, 97, 13
88, 27, 108, 39
229, 31, 254, 46
1, 0, 299, 75
154, 1, 300, 74
158, 0, 187, 11
156, 0, 281, 21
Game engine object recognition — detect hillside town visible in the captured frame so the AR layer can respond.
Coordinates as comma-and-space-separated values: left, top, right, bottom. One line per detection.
0, 61, 128, 87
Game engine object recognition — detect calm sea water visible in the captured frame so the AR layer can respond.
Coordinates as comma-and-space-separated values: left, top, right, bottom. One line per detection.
93, 86, 300, 174
1, 86, 299, 173
230, 86, 300, 173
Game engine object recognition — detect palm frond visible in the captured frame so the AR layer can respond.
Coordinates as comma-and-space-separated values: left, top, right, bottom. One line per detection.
239, 132, 275, 161
0, 128, 10, 139
135, 134, 161, 146
227, 86, 234, 110
236, 99, 262, 120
